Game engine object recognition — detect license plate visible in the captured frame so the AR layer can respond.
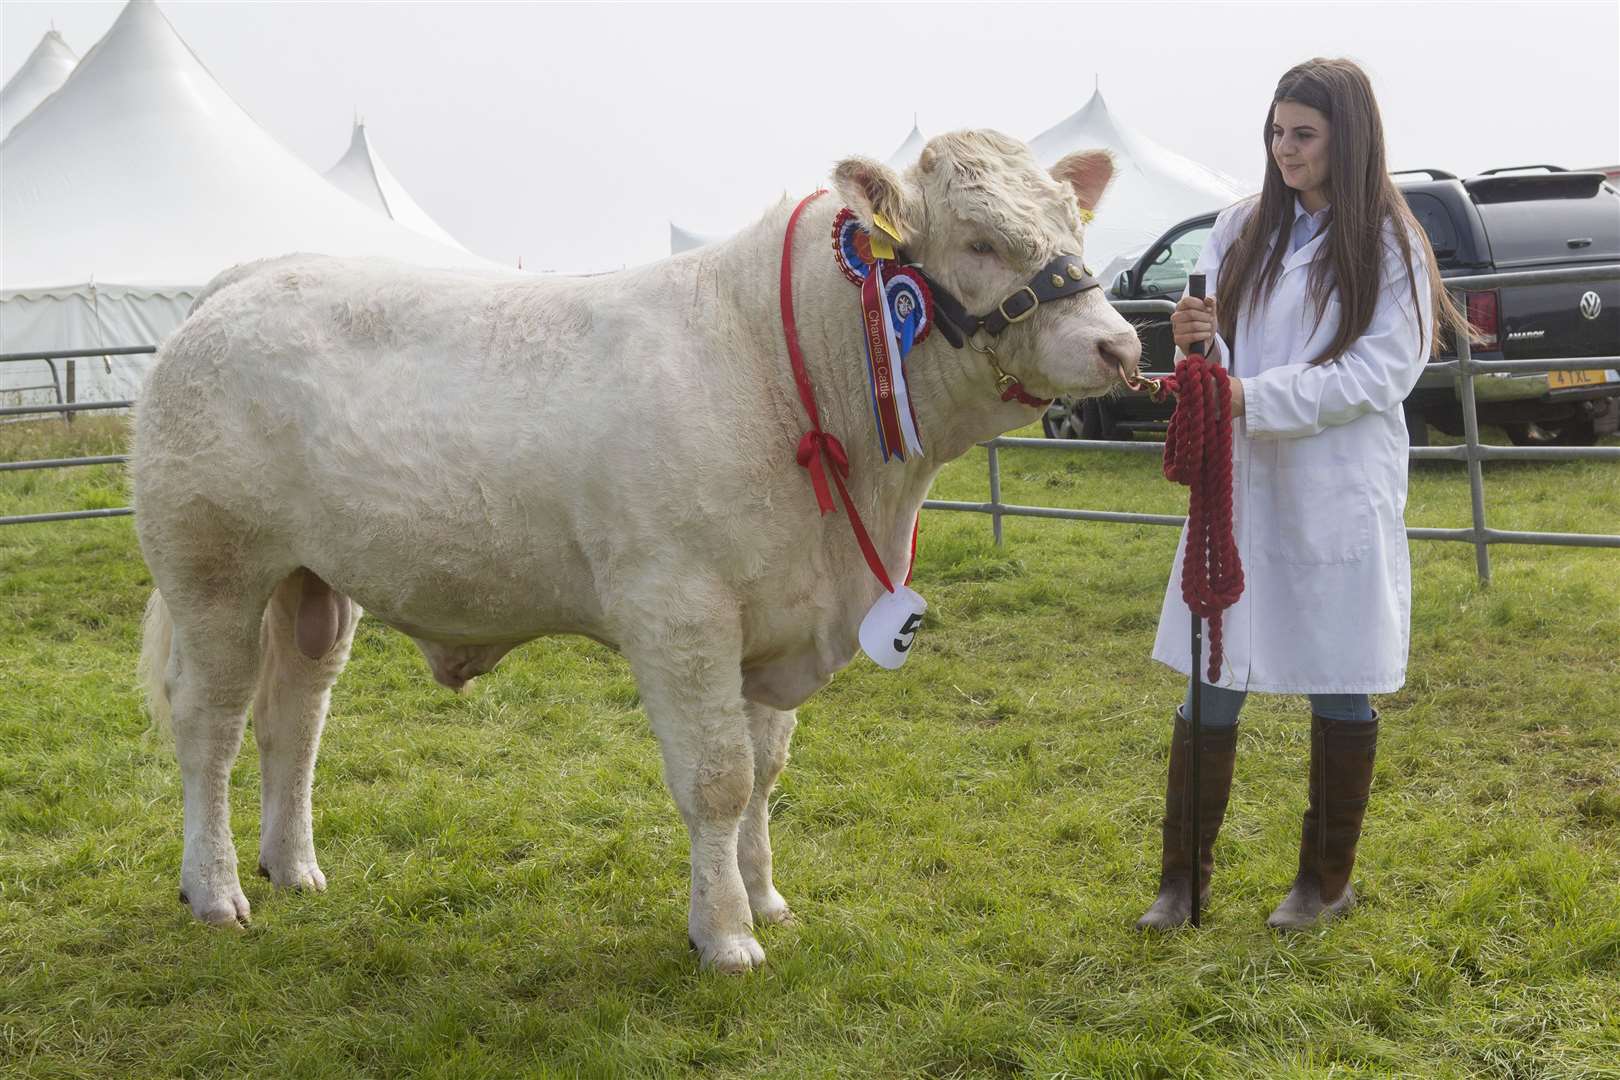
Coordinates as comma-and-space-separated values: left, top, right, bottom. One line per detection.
1548, 368, 1607, 389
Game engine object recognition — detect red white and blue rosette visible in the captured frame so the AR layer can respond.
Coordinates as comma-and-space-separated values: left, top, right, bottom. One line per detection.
874, 263, 924, 458
832, 208, 876, 285
882, 266, 933, 356
835, 208, 932, 461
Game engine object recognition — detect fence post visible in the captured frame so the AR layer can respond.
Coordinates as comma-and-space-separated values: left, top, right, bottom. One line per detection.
65, 360, 76, 425
988, 442, 1004, 546
1455, 332, 1492, 584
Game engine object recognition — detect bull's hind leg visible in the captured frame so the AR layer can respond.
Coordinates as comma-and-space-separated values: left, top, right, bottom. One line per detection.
738, 702, 796, 926
252, 571, 359, 892
166, 594, 270, 927
623, 594, 761, 973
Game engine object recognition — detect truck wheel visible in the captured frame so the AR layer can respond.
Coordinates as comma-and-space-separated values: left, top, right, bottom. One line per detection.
1079, 398, 1126, 441
1502, 419, 1598, 447
1042, 400, 1081, 439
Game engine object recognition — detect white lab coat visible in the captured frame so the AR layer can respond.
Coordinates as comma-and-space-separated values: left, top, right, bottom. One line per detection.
1152, 199, 1434, 693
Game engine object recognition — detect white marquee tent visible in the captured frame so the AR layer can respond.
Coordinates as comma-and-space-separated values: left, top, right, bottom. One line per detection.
669, 122, 931, 256
0, 0, 505, 402
885, 120, 926, 171
669, 223, 717, 256
324, 120, 467, 249
1029, 88, 1251, 280
667, 104, 1243, 274
0, 28, 76, 140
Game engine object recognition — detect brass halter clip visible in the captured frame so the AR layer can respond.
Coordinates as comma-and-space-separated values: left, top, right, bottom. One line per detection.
970, 338, 1019, 395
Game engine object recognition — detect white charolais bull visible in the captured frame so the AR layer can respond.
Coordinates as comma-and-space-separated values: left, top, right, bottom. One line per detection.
134, 130, 1141, 972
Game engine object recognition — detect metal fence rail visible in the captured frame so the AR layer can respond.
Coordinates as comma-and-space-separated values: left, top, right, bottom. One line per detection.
0, 399, 137, 419
0, 344, 151, 524
3, 265, 1618, 580
925, 264, 1620, 580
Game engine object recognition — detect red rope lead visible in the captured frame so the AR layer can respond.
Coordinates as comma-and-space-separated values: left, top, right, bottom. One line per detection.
1000, 382, 1052, 408
1154, 353, 1244, 680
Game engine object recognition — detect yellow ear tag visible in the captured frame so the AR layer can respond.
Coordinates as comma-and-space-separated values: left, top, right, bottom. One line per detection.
868, 231, 897, 260
1080, 209, 1096, 224
872, 211, 903, 243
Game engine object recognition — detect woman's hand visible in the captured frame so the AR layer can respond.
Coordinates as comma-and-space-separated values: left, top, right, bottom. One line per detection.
1171, 294, 1218, 354
1228, 377, 1245, 417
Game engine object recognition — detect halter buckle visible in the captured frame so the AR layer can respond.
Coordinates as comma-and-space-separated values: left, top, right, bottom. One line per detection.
997, 286, 1039, 325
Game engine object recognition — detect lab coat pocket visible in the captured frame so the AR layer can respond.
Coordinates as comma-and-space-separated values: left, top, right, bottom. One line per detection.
1264, 461, 1373, 565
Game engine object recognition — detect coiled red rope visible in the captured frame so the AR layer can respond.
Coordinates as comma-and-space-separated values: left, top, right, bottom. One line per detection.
1149, 353, 1244, 680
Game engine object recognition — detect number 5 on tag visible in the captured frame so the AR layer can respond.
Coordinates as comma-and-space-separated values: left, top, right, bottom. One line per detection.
859, 585, 927, 670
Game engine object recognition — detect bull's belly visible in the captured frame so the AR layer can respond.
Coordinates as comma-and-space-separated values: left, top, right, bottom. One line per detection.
311, 531, 610, 647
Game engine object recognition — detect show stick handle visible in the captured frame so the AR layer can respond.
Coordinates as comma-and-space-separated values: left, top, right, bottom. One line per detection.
1188, 273, 1209, 359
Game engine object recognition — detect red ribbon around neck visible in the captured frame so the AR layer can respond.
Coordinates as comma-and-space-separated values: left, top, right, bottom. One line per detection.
781, 191, 916, 593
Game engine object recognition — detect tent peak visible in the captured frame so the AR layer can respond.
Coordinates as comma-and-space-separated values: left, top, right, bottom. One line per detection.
18, 27, 76, 64
2, 26, 80, 141
323, 119, 467, 250
886, 120, 927, 169
1025, 87, 1251, 273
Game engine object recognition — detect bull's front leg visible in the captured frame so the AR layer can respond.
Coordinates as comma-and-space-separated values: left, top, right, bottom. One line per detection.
739, 702, 796, 926
624, 597, 763, 973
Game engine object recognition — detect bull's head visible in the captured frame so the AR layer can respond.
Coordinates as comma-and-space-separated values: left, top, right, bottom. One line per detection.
832, 130, 1140, 401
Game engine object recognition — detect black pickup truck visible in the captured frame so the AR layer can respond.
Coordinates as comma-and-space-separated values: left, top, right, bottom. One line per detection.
1052, 167, 1620, 446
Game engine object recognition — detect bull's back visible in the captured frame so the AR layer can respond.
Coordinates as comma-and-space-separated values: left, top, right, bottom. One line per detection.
134, 255, 772, 639
146, 256, 594, 485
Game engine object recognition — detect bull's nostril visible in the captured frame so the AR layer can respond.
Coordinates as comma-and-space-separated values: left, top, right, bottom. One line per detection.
1100, 335, 1142, 379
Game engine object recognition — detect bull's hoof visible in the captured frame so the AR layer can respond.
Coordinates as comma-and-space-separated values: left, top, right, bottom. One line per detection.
695, 935, 765, 974
258, 858, 327, 892
750, 889, 795, 927
181, 883, 251, 928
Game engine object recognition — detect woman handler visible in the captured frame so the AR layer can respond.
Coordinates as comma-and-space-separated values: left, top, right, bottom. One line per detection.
1137, 58, 1471, 931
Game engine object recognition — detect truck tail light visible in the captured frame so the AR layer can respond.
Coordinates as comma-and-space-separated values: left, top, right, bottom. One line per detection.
1465, 290, 1500, 351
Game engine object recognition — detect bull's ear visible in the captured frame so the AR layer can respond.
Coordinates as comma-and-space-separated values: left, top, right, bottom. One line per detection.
1052, 149, 1115, 213
832, 156, 915, 245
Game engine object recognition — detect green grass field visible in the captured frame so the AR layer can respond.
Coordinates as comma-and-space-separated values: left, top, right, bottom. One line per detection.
2, 415, 1617, 1078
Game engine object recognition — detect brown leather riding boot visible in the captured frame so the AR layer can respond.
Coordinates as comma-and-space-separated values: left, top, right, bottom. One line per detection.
1267, 713, 1379, 931
1136, 709, 1240, 930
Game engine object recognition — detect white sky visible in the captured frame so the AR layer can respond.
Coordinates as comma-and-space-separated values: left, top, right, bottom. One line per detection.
4, 1, 1618, 273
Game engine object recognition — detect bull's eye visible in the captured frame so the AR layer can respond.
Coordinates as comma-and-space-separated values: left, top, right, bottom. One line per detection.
969, 240, 995, 256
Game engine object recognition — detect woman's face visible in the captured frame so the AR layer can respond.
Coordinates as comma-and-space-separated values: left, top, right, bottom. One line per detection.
1271, 100, 1332, 199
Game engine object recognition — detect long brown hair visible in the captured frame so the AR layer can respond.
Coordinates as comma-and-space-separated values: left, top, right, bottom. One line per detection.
1217, 58, 1471, 363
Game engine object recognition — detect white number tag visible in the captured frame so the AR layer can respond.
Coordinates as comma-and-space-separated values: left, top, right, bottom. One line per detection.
858, 585, 927, 670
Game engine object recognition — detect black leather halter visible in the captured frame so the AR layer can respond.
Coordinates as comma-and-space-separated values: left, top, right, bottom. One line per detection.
907, 254, 1104, 349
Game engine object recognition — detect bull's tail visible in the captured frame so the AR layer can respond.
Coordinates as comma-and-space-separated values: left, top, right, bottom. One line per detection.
138, 588, 176, 741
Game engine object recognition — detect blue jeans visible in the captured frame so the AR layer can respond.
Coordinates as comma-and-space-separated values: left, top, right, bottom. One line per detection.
1182, 680, 1374, 728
